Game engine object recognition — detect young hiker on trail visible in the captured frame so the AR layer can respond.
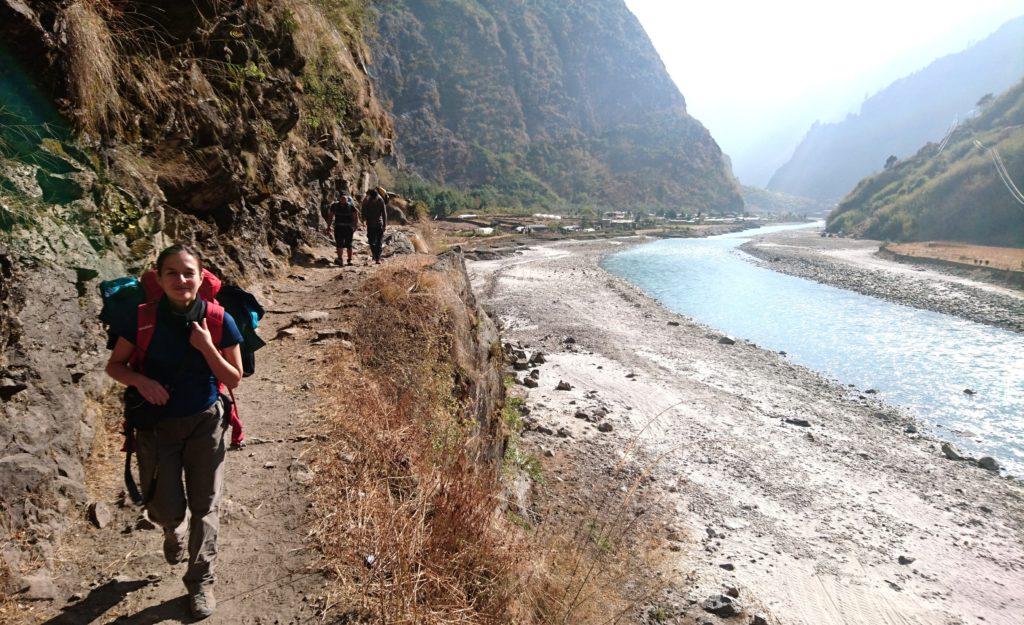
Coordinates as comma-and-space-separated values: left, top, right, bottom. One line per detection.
361, 187, 388, 264
325, 185, 361, 266
104, 245, 243, 620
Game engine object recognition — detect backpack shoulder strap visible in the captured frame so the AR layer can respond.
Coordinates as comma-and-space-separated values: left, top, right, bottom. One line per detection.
206, 301, 225, 347
130, 302, 159, 369
205, 301, 244, 446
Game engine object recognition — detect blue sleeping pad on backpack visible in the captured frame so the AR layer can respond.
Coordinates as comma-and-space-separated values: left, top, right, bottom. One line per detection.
98, 277, 145, 349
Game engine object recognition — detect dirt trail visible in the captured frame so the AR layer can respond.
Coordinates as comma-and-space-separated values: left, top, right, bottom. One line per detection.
32, 247, 375, 625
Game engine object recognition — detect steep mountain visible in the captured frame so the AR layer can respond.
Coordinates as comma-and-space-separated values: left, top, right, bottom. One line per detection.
0, 0, 391, 592
370, 0, 742, 214
768, 15, 1024, 202
741, 185, 830, 217
827, 79, 1024, 246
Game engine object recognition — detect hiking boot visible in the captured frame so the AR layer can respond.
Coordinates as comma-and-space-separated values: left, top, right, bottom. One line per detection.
346, 259, 353, 266
163, 529, 186, 564
334, 258, 344, 266
189, 586, 215, 619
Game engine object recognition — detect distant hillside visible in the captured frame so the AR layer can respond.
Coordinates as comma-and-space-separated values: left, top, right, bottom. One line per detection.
827, 79, 1024, 247
370, 0, 742, 214
741, 186, 830, 216
768, 15, 1024, 201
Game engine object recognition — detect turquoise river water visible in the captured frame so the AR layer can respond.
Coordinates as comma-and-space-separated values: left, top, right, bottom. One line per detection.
602, 223, 1024, 476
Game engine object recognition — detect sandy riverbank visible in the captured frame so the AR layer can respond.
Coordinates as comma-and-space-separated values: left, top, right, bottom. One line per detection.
740, 228, 1024, 333
469, 239, 1024, 625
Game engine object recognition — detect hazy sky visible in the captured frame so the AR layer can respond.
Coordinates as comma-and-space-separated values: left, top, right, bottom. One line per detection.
624, 0, 1024, 184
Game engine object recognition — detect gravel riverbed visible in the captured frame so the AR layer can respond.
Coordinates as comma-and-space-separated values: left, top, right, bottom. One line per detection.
470, 238, 1024, 625
740, 228, 1024, 333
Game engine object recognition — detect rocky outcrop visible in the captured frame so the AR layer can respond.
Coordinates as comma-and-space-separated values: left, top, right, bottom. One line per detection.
371, 0, 742, 214
0, 0, 392, 595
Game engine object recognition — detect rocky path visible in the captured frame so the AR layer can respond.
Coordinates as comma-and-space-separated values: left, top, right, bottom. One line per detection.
470, 240, 1024, 625
31, 248, 377, 625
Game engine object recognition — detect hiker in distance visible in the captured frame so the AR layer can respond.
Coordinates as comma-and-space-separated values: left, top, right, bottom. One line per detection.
361, 186, 389, 264
104, 245, 244, 620
325, 181, 361, 266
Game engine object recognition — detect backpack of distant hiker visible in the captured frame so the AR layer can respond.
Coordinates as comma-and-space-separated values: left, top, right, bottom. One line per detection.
98, 269, 266, 504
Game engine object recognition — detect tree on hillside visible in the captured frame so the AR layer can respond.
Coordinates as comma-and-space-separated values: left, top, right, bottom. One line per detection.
977, 93, 995, 108
884, 155, 898, 170
577, 206, 598, 228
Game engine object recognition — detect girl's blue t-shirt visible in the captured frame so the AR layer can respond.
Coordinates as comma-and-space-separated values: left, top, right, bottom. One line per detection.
114, 299, 243, 419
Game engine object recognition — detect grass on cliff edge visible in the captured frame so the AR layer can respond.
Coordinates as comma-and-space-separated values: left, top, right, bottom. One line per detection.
308, 254, 656, 624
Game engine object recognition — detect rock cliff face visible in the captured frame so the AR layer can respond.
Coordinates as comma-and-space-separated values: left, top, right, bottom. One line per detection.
0, 0, 391, 592
371, 0, 742, 214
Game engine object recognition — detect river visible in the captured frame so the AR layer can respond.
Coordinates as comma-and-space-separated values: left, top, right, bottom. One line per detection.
602, 222, 1024, 475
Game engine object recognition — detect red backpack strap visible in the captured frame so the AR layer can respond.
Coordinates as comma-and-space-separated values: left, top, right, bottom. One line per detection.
205, 301, 225, 347
130, 302, 159, 370
204, 301, 244, 446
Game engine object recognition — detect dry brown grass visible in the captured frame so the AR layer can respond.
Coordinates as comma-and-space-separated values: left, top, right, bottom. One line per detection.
885, 241, 1024, 273
309, 256, 536, 623
307, 255, 660, 624
65, 1, 125, 137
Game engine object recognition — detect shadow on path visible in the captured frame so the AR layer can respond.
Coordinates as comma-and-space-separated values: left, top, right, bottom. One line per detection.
37, 579, 152, 625
106, 595, 192, 624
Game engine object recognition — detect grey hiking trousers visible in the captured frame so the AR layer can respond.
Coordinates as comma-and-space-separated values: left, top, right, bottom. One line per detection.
136, 399, 227, 590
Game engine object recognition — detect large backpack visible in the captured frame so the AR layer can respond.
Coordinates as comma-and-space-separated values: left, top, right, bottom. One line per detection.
99, 269, 265, 504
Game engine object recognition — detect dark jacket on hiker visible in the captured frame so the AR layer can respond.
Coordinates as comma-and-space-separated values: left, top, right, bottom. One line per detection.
361, 192, 388, 229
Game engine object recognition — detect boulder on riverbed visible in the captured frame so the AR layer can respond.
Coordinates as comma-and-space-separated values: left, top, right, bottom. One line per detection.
941, 442, 965, 461
977, 456, 1000, 472
702, 594, 742, 617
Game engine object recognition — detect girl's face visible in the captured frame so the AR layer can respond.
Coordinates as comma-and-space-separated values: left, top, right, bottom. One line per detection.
157, 252, 202, 307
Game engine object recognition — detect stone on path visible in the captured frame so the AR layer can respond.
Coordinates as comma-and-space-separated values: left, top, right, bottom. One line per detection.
294, 310, 329, 324
596, 422, 613, 433
88, 502, 112, 529
274, 327, 300, 340
784, 418, 811, 427
18, 571, 58, 601
717, 336, 736, 345
555, 380, 572, 391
